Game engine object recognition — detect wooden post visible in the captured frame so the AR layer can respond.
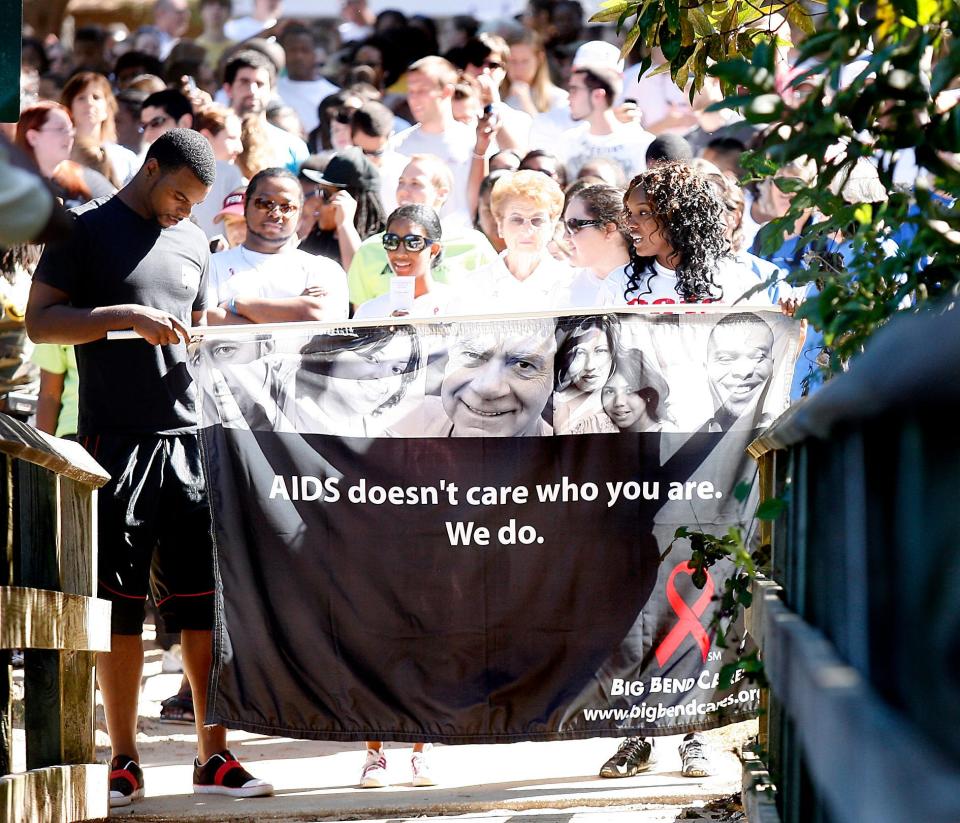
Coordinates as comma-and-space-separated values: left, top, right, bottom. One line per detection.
57, 477, 97, 765
0, 455, 10, 778
15, 461, 63, 771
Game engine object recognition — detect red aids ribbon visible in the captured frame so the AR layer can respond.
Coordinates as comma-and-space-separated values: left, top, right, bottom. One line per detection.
654, 561, 715, 667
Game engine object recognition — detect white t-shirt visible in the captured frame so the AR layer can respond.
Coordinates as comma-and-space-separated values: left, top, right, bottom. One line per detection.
449, 251, 574, 314
276, 76, 340, 134
353, 281, 454, 319
375, 149, 409, 216
558, 122, 654, 181
611, 258, 762, 306
191, 160, 245, 240
104, 142, 140, 186
208, 245, 349, 320
224, 15, 275, 41
392, 122, 475, 225
557, 264, 628, 309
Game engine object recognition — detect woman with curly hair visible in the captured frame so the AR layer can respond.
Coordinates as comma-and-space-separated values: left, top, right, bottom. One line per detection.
619, 161, 752, 305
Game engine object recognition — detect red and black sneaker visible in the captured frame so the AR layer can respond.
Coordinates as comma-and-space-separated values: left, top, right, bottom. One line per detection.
109, 755, 144, 807
192, 750, 274, 797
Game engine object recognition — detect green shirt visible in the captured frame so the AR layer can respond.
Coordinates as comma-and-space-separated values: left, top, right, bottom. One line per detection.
30, 343, 78, 438
347, 227, 499, 307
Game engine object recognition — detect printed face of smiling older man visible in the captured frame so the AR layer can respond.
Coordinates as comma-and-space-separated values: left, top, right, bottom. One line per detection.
441, 321, 557, 437
706, 314, 774, 427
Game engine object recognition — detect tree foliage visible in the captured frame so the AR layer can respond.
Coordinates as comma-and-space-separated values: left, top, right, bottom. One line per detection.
593, 0, 959, 377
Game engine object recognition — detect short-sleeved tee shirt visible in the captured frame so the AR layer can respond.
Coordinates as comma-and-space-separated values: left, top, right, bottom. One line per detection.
30, 344, 79, 438
558, 122, 655, 181
392, 123, 475, 224
208, 245, 350, 320
33, 196, 210, 437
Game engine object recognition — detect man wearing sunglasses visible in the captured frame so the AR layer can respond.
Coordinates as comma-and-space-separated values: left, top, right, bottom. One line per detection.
206, 168, 349, 325
140, 88, 193, 148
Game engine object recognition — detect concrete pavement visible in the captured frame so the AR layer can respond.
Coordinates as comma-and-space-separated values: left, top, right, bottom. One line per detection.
97, 644, 753, 821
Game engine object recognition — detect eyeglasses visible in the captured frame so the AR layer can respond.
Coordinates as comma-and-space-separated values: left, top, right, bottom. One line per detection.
482, 59, 505, 71
38, 126, 75, 136
382, 233, 434, 252
253, 197, 299, 215
138, 114, 172, 133
506, 214, 551, 229
563, 217, 604, 235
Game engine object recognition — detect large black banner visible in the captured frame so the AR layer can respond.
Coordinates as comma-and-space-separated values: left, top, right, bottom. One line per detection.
194, 310, 800, 742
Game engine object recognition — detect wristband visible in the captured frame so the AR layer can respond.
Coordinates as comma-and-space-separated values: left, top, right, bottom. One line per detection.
228, 296, 238, 315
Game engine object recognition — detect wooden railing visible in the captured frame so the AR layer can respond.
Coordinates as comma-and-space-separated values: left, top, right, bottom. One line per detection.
0, 414, 111, 823
742, 305, 960, 823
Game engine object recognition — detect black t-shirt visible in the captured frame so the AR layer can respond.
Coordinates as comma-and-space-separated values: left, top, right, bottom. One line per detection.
34, 195, 210, 436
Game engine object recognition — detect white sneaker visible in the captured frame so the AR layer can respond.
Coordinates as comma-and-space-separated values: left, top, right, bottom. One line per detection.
161, 644, 183, 674
411, 745, 436, 787
360, 748, 387, 788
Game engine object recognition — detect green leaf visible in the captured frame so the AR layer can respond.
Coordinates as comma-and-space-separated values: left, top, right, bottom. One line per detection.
688, 7, 716, 36
756, 497, 786, 521
621, 21, 643, 56
734, 481, 753, 502
787, 2, 816, 35
589, 0, 636, 24
674, 526, 690, 539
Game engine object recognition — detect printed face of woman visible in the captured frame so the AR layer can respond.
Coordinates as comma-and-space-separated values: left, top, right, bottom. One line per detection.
299, 334, 413, 418
601, 372, 653, 432
568, 327, 612, 393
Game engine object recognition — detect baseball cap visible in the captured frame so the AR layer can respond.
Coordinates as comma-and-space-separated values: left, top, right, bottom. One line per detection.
573, 40, 625, 74
299, 147, 380, 192
213, 187, 246, 224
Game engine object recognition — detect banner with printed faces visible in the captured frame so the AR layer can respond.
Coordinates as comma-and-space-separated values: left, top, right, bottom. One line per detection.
195, 309, 800, 742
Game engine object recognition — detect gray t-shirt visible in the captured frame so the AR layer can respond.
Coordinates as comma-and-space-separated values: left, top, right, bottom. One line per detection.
34, 195, 209, 436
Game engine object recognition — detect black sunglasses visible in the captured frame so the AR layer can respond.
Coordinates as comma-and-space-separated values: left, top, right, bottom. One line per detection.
563, 217, 604, 235
382, 233, 434, 252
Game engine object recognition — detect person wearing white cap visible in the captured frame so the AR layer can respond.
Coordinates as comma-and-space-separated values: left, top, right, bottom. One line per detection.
557, 42, 655, 184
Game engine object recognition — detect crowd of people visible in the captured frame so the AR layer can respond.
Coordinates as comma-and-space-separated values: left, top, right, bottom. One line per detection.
6, 0, 831, 809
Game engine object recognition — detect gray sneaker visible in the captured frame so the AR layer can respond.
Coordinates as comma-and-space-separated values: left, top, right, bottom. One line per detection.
599, 737, 655, 778
678, 732, 715, 777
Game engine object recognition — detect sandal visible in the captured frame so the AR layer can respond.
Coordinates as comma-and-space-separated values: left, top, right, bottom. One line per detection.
159, 693, 195, 725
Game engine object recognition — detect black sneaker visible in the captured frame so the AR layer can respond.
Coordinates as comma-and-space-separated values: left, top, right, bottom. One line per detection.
192, 750, 274, 797
599, 737, 655, 778
109, 755, 144, 807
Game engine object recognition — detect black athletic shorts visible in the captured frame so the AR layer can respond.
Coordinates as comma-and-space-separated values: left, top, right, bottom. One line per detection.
82, 433, 215, 635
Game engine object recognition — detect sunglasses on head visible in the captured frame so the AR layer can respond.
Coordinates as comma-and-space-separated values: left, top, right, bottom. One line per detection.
382, 233, 434, 252
253, 197, 299, 215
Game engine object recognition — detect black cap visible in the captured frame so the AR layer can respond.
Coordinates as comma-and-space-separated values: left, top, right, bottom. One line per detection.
300, 147, 380, 192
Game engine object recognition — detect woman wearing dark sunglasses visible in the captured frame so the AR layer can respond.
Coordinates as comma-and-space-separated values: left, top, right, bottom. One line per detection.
558, 184, 640, 308
353, 205, 452, 319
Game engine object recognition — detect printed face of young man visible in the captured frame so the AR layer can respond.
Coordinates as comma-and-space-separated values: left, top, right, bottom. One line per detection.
706, 319, 774, 421
441, 325, 556, 437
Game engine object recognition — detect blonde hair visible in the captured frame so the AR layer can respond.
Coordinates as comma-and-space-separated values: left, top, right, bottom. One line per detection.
501, 30, 558, 113
407, 56, 459, 88
490, 169, 564, 221
404, 153, 454, 196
